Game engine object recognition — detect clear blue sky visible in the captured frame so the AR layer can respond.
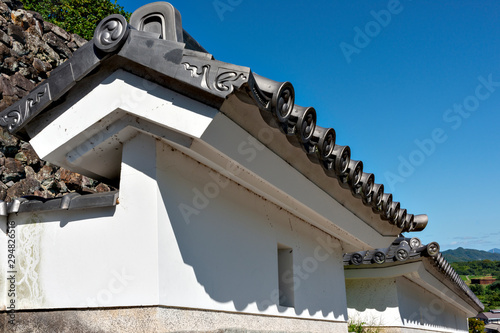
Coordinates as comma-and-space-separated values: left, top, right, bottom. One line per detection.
118, 0, 500, 251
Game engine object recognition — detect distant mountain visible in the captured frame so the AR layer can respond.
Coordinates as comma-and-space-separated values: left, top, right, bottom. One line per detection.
441, 247, 500, 263
489, 248, 500, 254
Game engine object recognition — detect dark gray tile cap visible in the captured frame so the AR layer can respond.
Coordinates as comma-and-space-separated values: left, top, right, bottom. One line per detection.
0, 191, 119, 215
0, 2, 427, 233
343, 235, 483, 311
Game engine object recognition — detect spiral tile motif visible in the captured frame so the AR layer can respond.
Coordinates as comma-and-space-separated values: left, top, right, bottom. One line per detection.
94, 14, 129, 53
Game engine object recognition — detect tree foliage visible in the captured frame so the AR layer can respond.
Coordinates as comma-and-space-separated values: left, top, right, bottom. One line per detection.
468, 318, 485, 333
451, 260, 500, 277
22, 0, 130, 40
451, 260, 500, 310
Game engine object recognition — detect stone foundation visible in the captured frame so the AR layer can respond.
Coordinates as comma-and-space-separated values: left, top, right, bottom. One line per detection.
375, 327, 463, 333
0, 306, 347, 333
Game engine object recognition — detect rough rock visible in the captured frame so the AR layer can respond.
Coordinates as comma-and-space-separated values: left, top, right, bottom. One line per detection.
7, 20, 23, 41
0, 74, 15, 95
2, 157, 25, 181
36, 164, 53, 181
57, 168, 83, 190
43, 31, 72, 58
72, 33, 87, 47
0, 28, 10, 45
51, 24, 70, 41
15, 146, 38, 164
11, 71, 34, 90
32, 57, 52, 73
0, 0, 114, 202
6, 176, 40, 198
96, 183, 111, 193
2, 55, 18, 72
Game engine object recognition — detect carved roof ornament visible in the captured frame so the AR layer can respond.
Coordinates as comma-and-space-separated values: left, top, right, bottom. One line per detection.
0, 83, 51, 133
343, 235, 440, 266
94, 14, 130, 53
129, 1, 183, 42
0, 1, 428, 233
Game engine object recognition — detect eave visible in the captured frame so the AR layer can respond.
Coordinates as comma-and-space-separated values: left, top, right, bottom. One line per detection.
0, 4, 428, 241
344, 236, 484, 314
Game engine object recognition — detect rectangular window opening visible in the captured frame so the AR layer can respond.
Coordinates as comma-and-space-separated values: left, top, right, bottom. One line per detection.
277, 243, 294, 308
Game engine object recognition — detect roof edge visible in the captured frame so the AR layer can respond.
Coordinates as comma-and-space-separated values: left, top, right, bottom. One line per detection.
0, 4, 427, 234
344, 235, 484, 312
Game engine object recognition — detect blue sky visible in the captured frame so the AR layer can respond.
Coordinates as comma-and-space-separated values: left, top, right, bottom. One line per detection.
119, 0, 500, 251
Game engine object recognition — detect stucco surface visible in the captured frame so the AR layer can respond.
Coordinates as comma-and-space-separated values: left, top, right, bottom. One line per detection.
346, 278, 401, 326
346, 276, 469, 333
0, 306, 347, 332
0, 134, 349, 323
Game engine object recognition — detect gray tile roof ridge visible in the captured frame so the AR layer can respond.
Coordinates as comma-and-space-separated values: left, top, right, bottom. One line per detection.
0, 3, 426, 233
343, 235, 439, 266
343, 235, 484, 311
0, 190, 119, 215
483, 313, 500, 318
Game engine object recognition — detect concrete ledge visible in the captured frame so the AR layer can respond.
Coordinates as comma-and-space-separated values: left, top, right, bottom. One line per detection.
371, 326, 467, 333
0, 306, 347, 333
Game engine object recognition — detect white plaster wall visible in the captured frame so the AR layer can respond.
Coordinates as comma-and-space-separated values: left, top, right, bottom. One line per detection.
1, 133, 348, 323
25, 70, 218, 182
346, 276, 470, 333
346, 278, 402, 326
201, 113, 397, 250
28, 70, 217, 160
155, 139, 348, 321
397, 277, 469, 333
23, 69, 397, 255
2, 134, 160, 309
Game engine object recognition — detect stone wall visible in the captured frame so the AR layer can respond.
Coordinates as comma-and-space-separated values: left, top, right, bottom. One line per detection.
0, 306, 347, 333
0, 0, 114, 201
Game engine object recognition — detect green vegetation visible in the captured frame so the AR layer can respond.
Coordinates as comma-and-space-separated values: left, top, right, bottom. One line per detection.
21, 0, 130, 40
348, 320, 365, 333
348, 318, 381, 333
469, 282, 500, 311
451, 260, 500, 277
451, 260, 500, 311
442, 248, 500, 263
468, 318, 485, 333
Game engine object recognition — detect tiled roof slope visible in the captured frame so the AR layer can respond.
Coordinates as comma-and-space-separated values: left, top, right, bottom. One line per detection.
0, 0, 116, 201
343, 235, 440, 265
479, 310, 500, 319
2, 190, 118, 215
344, 235, 484, 311
0, 2, 427, 233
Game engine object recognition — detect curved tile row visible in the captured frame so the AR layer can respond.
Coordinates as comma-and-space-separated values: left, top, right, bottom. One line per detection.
248, 74, 426, 232
0, 191, 119, 216
343, 236, 483, 310
343, 235, 439, 266
0, 8, 426, 233
431, 252, 483, 310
